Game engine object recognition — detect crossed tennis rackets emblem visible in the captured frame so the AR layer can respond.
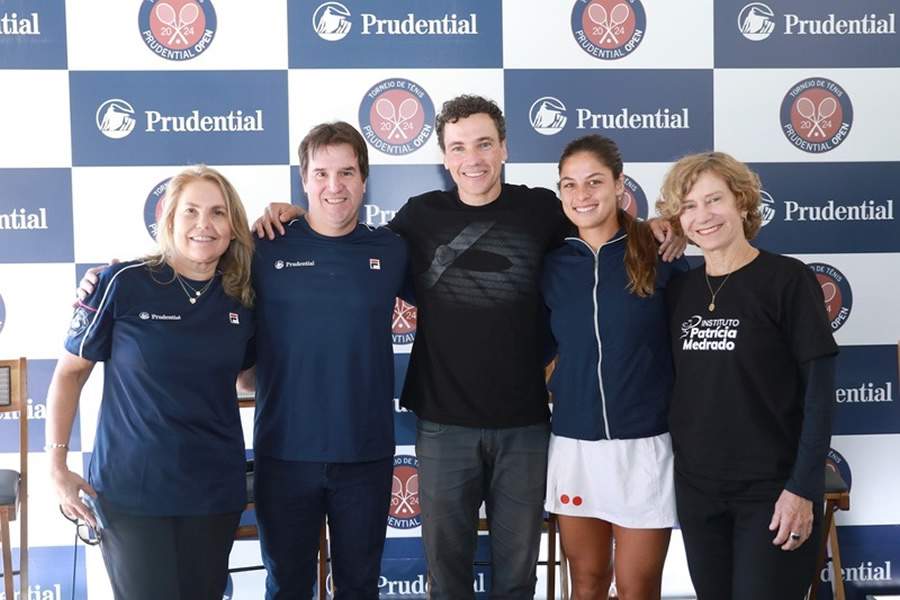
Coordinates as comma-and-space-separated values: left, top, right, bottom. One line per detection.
154, 2, 200, 46
376, 97, 419, 141
795, 96, 838, 139
587, 2, 631, 45
391, 472, 419, 516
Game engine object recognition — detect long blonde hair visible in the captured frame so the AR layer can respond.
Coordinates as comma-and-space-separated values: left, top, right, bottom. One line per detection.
145, 165, 255, 307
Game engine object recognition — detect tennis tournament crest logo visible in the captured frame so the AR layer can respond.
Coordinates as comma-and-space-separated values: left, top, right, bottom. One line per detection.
138, 0, 217, 61
738, 3, 776, 41
143, 178, 171, 239
96, 99, 136, 140
388, 455, 421, 530
807, 262, 852, 332
359, 78, 435, 156
780, 78, 853, 154
759, 190, 776, 227
392, 299, 416, 345
620, 175, 648, 219
313, 2, 351, 41
571, 0, 647, 60
529, 97, 568, 136
826, 448, 852, 490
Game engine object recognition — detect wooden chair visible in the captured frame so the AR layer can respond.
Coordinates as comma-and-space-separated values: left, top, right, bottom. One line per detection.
0, 358, 28, 600
808, 467, 851, 600
233, 394, 330, 597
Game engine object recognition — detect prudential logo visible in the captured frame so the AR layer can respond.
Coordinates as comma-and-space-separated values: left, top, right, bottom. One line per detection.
313, 2, 352, 41
738, 3, 776, 41
96, 99, 136, 139
529, 97, 567, 136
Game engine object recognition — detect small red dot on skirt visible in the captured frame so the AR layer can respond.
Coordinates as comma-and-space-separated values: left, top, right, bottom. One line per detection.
573, 496, 583, 506
560, 494, 570, 504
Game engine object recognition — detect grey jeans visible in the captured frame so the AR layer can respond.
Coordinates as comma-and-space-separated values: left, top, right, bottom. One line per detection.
416, 419, 550, 600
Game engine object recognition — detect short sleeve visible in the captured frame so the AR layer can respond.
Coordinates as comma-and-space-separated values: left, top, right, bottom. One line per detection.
64, 266, 123, 361
386, 199, 413, 237
540, 189, 572, 244
782, 264, 839, 364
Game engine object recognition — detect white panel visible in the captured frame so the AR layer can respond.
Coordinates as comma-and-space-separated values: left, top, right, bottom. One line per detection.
0, 71, 71, 168
71, 165, 291, 264
288, 68, 504, 166
0, 263, 76, 360
786, 253, 900, 347
66, 1, 289, 70
503, 0, 714, 69
832, 434, 900, 526
715, 68, 900, 162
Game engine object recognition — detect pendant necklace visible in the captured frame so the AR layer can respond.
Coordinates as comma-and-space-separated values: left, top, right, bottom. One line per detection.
704, 270, 732, 312
704, 247, 756, 312
174, 272, 215, 304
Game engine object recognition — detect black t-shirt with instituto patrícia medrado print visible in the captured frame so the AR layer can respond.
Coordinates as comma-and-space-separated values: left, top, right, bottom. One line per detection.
667, 250, 838, 491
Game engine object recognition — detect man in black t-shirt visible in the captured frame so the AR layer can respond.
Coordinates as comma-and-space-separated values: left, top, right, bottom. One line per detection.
388, 96, 569, 599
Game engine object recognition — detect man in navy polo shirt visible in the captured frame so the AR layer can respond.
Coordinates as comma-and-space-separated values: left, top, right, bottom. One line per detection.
251, 122, 409, 599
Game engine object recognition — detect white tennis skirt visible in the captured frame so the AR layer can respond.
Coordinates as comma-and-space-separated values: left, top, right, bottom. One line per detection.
544, 432, 677, 529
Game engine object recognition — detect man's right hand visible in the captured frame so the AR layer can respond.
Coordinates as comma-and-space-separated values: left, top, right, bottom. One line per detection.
253, 203, 304, 240
74, 260, 117, 306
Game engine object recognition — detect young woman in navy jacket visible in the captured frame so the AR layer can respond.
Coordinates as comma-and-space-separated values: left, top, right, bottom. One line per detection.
542, 135, 687, 600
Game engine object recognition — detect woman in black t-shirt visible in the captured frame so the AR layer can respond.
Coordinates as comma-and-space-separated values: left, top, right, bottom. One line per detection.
656, 152, 838, 600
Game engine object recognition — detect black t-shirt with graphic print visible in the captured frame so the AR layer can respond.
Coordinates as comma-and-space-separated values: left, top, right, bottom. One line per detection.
667, 250, 838, 489
389, 183, 570, 428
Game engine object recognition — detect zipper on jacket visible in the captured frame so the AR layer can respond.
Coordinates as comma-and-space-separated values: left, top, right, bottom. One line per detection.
566, 234, 626, 440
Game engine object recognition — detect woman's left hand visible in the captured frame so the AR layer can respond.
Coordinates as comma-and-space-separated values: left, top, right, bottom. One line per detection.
769, 489, 814, 551
647, 218, 687, 262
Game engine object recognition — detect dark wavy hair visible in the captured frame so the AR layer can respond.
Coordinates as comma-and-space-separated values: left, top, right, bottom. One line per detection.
435, 95, 506, 151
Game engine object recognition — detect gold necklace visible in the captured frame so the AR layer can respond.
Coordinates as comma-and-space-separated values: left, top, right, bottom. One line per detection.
704, 270, 732, 312
704, 247, 756, 312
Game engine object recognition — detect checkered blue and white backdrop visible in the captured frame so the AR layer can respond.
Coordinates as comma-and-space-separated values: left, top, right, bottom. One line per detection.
1, 1, 898, 598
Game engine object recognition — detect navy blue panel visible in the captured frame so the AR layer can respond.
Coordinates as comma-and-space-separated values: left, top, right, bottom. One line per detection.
10, 546, 87, 599
832, 345, 898, 436
0, 169, 73, 263
504, 69, 714, 163
69, 71, 290, 166
716, 0, 900, 68
813, 525, 900, 598
289, 0, 502, 68
0, 0, 67, 68
0, 359, 81, 452
752, 163, 898, 254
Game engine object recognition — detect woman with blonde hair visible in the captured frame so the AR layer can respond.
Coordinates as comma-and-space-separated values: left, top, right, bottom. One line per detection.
657, 152, 836, 599
47, 165, 256, 600
542, 134, 688, 599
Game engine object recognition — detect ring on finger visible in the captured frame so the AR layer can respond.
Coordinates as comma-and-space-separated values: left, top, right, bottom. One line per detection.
789, 531, 802, 541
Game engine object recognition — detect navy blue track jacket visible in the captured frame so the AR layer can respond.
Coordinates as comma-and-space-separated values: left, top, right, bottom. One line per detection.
542, 230, 688, 440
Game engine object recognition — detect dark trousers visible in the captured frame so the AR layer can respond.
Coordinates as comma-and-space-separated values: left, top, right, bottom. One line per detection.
675, 471, 821, 600
254, 455, 393, 600
416, 419, 550, 600
98, 501, 240, 600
